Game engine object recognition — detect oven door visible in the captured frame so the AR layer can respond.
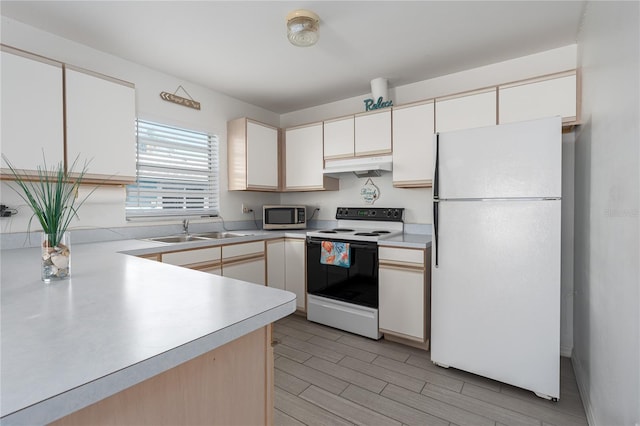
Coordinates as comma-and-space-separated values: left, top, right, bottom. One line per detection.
306, 237, 379, 308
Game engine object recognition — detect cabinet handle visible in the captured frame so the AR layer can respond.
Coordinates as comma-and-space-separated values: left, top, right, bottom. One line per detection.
379, 261, 425, 272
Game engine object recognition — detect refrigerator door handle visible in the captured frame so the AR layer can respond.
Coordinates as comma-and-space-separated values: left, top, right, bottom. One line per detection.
434, 133, 440, 200
433, 200, 439, 268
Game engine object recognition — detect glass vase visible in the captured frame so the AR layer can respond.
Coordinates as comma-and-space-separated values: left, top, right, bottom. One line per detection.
42, 232, 71, 282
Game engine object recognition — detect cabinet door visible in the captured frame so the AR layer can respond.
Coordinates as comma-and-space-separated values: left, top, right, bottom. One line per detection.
499, 73, 577, 125
354, 109, 391, 156
285, 238, 306, 311
266, 239, 285, 290
392, 101, 434, 187
379, 265, 425, 340
435, 90, 496, 133
284, 123, 324, 189
223, 258, 266, 285
65, 68, 136, 182
200, 266, 222, 276
323, 116, 354, 159
1, 50, 64, 175
247, 120, 279, 189
379, 247, 426, 341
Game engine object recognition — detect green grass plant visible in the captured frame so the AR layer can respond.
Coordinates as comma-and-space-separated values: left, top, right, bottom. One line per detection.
2, 154, 97, 247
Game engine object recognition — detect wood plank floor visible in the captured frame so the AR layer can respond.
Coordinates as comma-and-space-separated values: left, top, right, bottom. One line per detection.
273, 314, 587, 426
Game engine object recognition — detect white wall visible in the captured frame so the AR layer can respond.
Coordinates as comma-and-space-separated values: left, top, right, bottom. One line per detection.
0, 16, 281, 234
573, 2, 640, 426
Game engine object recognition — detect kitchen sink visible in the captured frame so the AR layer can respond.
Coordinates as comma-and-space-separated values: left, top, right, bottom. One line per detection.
146, 231, 249, 244
147, 235, 209, 243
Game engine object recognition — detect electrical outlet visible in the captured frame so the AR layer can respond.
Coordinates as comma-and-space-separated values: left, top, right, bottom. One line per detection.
241, 204, 251, 214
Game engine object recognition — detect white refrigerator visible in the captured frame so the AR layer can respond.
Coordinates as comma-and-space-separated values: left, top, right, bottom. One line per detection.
431, 116, 561, 400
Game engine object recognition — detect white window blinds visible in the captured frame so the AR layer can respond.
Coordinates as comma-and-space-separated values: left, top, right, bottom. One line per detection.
126, 120, 219, 218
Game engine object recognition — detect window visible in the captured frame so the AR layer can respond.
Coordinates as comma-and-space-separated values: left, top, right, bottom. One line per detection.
126, 120, 219, 218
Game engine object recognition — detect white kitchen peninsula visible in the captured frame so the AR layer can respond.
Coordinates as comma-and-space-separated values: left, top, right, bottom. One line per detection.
0, 240, 296, 425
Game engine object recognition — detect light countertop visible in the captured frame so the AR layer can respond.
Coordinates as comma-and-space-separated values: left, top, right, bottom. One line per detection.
379, 233, 432, 249
0, 239, 296, 425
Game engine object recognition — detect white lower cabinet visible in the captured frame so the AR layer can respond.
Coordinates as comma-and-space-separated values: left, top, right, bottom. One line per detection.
222, 241, 266, 285
267, 238, 306, 311
223, 258, 265, 284
161, 247, 222, 275
378, 246, 431, 343
285, 238, 306, 312
159, 242, 266, 284
266, 239, 286, 291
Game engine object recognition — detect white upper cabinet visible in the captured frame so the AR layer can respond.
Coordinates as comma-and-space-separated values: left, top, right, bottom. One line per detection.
227, 117, 280, 191
285, 123, 338, 191
435, 89, 497, 133
1, 49, 64, 175
247, 121, 279, 188
65, 67, 136, 182
499, 72, 577, 125
392, 101, 435, 187
354, 109, 392, 156
323, 116, 354, 159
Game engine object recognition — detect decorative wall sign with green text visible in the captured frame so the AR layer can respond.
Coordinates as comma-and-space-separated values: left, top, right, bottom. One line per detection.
363, 96, 393, 112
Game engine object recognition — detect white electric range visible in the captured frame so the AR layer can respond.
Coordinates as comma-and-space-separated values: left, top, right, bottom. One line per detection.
305, 207, 405, 339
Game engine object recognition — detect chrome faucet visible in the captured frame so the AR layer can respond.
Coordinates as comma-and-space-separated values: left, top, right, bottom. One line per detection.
182, 219, 189, 235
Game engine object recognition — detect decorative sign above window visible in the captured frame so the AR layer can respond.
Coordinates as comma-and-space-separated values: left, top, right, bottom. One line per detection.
160, 85, 201, 110
363, 96, 393, 112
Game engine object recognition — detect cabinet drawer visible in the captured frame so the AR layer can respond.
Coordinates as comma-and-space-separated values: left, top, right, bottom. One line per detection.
222, 241, 265, 259
378, 246, 425, 266
162, 247, 222, 266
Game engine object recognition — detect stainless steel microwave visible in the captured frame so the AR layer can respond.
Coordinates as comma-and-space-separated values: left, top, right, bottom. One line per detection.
263, 205, 306, 230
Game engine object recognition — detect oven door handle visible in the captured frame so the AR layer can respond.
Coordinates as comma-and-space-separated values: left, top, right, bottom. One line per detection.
347, 243, 377, 250
306, 239, 376, 251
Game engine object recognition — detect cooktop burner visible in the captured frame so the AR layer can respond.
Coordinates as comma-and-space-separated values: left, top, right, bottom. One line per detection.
306, 207, 405, 242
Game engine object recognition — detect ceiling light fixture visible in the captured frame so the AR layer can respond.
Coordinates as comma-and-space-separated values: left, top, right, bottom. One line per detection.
286, 9, 319, 47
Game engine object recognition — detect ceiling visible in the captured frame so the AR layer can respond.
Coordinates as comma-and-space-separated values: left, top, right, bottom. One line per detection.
0, 1, 586, 114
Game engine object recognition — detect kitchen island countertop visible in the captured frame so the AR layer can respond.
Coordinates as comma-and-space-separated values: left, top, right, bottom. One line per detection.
0, 239, 296, 425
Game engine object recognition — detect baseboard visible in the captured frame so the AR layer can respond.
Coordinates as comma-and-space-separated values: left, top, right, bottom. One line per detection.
383, 333, 430, 351
572, 354, 597, 426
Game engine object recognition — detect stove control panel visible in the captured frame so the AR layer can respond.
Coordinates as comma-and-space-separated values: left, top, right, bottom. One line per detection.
335, 207, 404, 222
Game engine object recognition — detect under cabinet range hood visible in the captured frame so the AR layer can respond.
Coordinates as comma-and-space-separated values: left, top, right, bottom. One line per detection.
323, 155, 392, 177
